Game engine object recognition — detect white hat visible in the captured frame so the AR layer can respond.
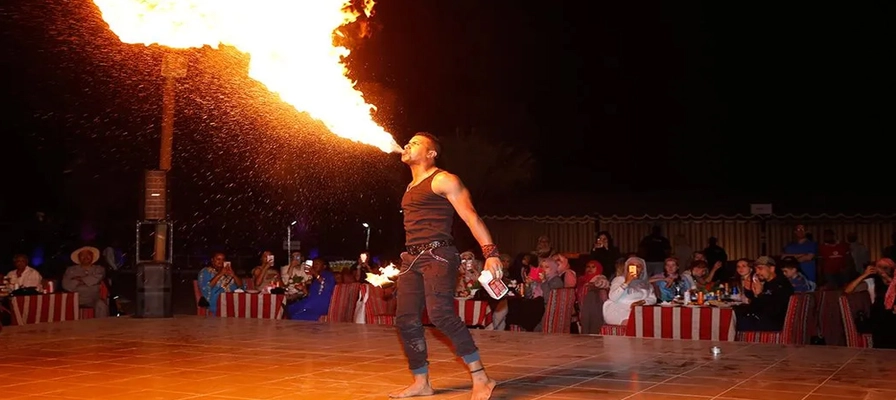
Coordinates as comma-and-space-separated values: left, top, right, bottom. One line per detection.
71, 246, 100, 265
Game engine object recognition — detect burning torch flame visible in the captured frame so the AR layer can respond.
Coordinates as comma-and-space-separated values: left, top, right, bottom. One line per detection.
91, 0, 402, 153
366, 263, 399, 287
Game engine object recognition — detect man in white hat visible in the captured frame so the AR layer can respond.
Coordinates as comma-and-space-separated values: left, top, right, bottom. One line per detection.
62, 246, 108, 317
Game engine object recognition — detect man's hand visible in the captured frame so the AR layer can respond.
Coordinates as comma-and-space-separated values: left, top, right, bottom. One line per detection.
484, 257, 503, 280
751, 279, 763, 295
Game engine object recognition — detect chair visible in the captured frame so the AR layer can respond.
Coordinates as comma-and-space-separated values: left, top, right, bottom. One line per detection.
542, 288, 576, 333
363, 284, 397, 325
319, 283, 361, 323
735, 293, 813, 344
193, 280, 210, 316
78, 281, 110, 320
509, 288, 577, 334
838, 295, 873, 348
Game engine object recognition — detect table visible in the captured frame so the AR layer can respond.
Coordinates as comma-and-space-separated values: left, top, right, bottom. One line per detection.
422, 298, 492, 327
627, 305, 736, 341
11, 293, 80, 325
217, 292, 285, 319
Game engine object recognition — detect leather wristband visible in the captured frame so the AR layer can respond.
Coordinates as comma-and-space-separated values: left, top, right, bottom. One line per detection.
481, 244, 500, 259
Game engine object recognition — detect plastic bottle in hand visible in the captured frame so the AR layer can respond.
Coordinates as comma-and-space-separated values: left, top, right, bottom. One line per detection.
478, 271, 508, 300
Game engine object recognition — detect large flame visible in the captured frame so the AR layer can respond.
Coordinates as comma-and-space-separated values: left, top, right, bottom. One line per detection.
92, 0, 401, 153
365, 263, 400, 287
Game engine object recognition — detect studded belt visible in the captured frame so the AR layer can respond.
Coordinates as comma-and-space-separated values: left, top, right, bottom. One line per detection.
407, 240, 454, 256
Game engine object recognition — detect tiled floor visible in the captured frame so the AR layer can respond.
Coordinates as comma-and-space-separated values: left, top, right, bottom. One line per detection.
1, 317, 895, 400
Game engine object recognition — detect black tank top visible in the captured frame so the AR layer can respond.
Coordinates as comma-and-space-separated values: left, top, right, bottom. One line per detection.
401, 169, 454, 246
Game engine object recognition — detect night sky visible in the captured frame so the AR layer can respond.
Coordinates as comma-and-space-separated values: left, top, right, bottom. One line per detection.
1, 1, 893, 255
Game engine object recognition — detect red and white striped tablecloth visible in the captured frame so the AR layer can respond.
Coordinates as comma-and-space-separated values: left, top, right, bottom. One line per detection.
217, 292, 285, 319
11, 293, 80, 325
626, 305, 736, 341
422, 299, 492, 327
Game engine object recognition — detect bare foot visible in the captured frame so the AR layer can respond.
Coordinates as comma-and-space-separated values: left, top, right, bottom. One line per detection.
389, 380, 435, 398
470, 373, 497, 400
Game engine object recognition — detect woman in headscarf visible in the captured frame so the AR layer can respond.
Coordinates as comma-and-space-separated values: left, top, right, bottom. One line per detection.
603, 256, 656, 325
576, 260, 607, 305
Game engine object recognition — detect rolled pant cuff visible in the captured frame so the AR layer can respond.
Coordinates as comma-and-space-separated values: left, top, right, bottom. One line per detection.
410, 363, 429, 375
461, 351, 481, 364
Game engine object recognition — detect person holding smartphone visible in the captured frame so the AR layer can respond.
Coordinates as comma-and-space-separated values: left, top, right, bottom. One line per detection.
281, 251, 310, 294
352, 252, 373, 284
197, 252, 244, 315
602, 257, 657, 326
252, 251, 280, 290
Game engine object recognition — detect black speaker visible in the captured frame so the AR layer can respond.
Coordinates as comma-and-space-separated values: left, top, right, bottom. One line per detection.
135, 262, 173, 318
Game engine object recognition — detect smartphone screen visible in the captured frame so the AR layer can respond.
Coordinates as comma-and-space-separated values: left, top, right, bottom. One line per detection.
360, 253, 368, 263
224, 261, 232, 269
267, 255, 275, 264
304, 260, 313, 267
628, 265, 638, 275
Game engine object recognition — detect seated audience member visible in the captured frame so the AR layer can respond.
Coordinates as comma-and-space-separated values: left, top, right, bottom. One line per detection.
62, 246, 109, 318
504, 258, 565, 331
681, 259, 713, 291
456, 251, 482, 295
552, 254, 578, 289
287, 258, 336, 321
649, 257, 686, 302
844, 258, 896, 349
603, 257, 656, 326
5, 254, 43, 289
577, 260, 609, 305
197, 252, 244, 315
734, 256, 794, 331
281, 251, 310, 295
731, 258, 754, 297
780, 256, 816, 293
251, 251, 281, 290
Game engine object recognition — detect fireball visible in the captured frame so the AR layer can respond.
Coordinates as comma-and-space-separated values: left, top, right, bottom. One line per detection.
92, 0, 401, 153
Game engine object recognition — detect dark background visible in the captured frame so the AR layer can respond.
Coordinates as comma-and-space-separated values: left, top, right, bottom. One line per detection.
1, 1, 894, 262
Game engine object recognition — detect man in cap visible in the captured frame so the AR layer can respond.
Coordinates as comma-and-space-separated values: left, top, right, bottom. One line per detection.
735, 256, 794, 331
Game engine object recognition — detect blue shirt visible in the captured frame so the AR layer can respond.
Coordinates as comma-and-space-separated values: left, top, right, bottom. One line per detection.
198, 267, 244, 315
287, 270, 336, 320
784, 240, 818, 282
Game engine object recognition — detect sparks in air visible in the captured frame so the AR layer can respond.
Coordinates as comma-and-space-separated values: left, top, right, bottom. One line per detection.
91, 0, 402, 153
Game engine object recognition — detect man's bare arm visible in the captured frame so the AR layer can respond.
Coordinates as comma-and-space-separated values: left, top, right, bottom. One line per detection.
434, 173, 494, 248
